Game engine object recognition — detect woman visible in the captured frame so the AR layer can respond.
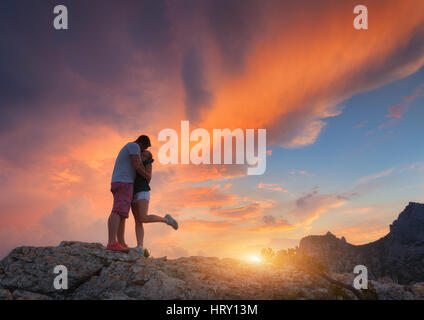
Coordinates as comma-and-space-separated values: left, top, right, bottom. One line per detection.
130, 147, 179, 254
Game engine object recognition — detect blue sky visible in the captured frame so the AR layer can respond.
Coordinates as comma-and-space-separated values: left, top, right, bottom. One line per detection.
220, 66, 424, 247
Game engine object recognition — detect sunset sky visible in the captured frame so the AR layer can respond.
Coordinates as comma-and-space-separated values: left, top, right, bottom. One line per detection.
1, 0, 424, 259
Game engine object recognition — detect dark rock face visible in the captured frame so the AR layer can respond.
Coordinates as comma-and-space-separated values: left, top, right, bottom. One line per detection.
299, 202, 424, 284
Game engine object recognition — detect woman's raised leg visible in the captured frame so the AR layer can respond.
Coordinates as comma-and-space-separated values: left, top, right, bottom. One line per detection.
135, 199, 167, 223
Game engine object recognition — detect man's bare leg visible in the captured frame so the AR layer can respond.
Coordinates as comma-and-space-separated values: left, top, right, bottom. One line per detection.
107, 212, 121, 245
117, 216, 126, 246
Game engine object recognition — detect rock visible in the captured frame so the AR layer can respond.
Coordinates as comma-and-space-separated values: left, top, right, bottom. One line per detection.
409, 282, 424, 299
389, 202, 424, 241
12, 289, 52, 300
0, 242, 106, 297
299, 202, 424, 284
0, 287, 13, 300
0, 237, 423, 300
370, 279, 415, 300
133, 270, 188, 299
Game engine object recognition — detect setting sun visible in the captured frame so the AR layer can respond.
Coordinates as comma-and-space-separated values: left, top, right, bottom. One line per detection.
247, 255, 262, 263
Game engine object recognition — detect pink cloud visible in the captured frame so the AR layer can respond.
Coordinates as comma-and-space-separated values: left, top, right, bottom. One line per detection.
379, 83, 424, 129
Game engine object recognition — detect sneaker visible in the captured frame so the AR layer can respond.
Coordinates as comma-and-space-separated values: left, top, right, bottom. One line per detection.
106, 241, 129, 252
131, 246, 144, 254
165, 214, 178, 230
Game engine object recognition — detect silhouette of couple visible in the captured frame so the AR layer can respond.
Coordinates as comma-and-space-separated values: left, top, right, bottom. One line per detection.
106, 135, 178, 253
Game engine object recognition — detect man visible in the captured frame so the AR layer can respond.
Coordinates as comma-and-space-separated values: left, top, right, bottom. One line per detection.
106, 135, 151, 252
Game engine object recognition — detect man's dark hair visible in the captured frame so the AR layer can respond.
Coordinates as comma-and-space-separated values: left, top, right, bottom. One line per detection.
135, 135, 151, 148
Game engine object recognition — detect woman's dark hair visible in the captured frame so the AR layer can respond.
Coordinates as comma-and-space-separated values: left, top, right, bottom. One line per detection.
135, 135, 151, 148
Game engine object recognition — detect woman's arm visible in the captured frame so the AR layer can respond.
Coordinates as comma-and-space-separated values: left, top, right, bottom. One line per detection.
145, 162, 152, 184
130, 154, 152, 182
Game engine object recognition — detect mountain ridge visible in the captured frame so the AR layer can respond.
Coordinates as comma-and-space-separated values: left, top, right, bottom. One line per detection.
299, 202, 424, 284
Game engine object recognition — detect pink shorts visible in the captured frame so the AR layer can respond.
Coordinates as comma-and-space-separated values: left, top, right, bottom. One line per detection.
111, 182, 134, 218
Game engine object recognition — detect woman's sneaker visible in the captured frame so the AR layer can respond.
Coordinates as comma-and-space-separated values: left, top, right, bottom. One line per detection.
131, 246, 150, 258
165, 214, 178, 230
131, 246, 143, 254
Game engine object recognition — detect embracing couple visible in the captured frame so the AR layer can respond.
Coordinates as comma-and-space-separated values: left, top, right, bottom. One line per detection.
106, 135, 178, 253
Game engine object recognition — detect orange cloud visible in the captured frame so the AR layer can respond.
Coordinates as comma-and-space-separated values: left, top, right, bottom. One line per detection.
0, 197, 106, 257
258, 183, 286, 192
180, 219, 235, 232
209, 203, 263, 220
50, 168, 81, 185
156, 185, 237, 211
195, 0, 424, 148
242, 215, 294, 233
334, 226, 389, 245
156, 164, 245, 185
288, 190, 347, 225
223, 183, 232, 190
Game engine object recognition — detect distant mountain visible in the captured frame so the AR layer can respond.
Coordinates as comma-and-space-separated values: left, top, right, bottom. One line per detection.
299, 202, 424, 284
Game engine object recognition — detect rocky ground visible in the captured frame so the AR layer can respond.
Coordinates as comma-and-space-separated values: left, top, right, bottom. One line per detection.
0, 241, 423, 300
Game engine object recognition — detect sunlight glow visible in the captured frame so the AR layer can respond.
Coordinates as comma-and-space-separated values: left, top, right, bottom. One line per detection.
247, 255, 262, 263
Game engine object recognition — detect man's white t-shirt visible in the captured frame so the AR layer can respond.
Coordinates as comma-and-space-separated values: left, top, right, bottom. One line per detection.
111, 142, 140, 183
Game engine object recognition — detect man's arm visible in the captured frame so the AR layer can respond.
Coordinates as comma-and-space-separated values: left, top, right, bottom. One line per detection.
130, 154, 152, 182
